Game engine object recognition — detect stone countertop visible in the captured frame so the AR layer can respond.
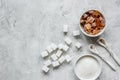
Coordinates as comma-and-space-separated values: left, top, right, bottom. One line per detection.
0, 0, 120, 80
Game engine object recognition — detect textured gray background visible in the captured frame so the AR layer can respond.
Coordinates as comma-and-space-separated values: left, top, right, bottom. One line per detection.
0, 0, 120, 80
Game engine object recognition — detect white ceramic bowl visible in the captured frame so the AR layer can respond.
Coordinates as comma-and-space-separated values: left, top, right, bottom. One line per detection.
74, 54, 102, 80
80, 10, 106, 37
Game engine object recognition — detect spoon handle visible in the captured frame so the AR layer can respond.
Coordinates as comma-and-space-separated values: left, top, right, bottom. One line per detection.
93, 53, 116, 71
101, 56, 116, 71
90, 51, 116, 71
106, 47, 120, 66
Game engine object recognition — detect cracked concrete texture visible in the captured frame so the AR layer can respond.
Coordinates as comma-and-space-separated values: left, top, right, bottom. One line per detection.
0, 0, 120, 80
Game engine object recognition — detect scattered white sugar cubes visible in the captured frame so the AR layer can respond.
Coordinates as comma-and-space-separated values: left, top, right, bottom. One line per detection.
64, 37, 72, 45
46, 45, 53, 53
44, 60, 52, 67
65, 55, 71, 63
41, 51, 49, 58
40, 24, 84, 73
58, 43, 64, 50
63, 24, 68, 33
51, 43, 58, 51
56, 50, 63, 58
62, 45, 69, 52
58, 56, 65, 64
42, 66, 50, 73
75, 42, 82, 49
51, 54, 58, 61
52, 61, 60, 68
73, 30, 80, 37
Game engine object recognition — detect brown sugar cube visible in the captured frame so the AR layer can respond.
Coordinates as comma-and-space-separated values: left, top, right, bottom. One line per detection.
84, 24, 91, 31
83, 14, 88, 18
93, 28, 101, 35
89, 10, 94, 14
101, 23, 105, 27
92, 22, 96, 27
99, 17, 104, 21
85, 29, 91, 34
93, 11, 100, 17
80, 19, 85, 24
86, 16, 95, 23
92, 30, 99, 35
100, 20, 105, 27
95, 18, 101, 26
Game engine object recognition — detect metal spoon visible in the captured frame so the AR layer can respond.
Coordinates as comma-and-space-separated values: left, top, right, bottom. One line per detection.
89, 44, 116, 71
97, 38, 120, 66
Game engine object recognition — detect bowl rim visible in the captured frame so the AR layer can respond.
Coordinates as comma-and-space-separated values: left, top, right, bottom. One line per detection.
74, 54, 102, 80
79, 10, 106, 37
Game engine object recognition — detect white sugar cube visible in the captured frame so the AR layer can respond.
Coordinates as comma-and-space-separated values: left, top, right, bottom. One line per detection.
58, 56, 65, 64
73, 30, 80, 36
51, 54, 58, 61
64, 37, 72, 45
56, 50, 63, 57
65, 55, 71, 63
44, 60, 52, 67
42, 66, 50, 73
41, 51, 49, 58
75, 42, 82, 49
51, 43, 58, 51
62, 45, 69, 52
46, 45, 53, 53
63, 24, 68, 33
52, 61, 60, 67
58, 43, 64, 50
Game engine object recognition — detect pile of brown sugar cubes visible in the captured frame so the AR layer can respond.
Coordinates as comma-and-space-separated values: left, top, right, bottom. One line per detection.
80, 10, 105, 35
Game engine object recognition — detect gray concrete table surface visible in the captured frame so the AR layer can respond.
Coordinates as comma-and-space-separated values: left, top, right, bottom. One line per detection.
0, 0, 120, 80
